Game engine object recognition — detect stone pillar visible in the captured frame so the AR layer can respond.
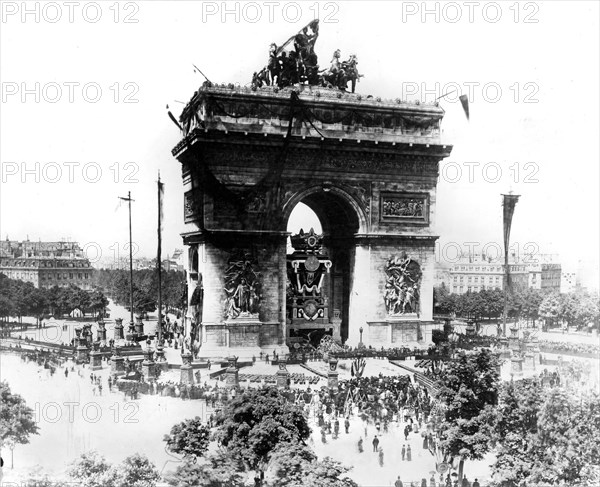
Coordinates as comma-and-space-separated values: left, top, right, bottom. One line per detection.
74, 327, 89, 362
89, 343, 103, 370
155, 340, 168, 371
508, 327, 520, 354
110, 348, 125, 376
276, 358, 290, 388
510, 355, 524, 377
134, 315, 144, 337
524, 352, 535, 370
97, 320, 107, 342
348, 244, 371, 347
225, 356, 239, 388
113, 318, 124, 340
327, 357, 339, 390
141, 346, 155, 380
180, 352, 194, 384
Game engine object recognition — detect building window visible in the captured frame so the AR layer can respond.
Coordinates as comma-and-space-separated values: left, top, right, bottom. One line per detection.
84, 273, 89, 279
78, 273, 82, 279
69, 273, 73, 279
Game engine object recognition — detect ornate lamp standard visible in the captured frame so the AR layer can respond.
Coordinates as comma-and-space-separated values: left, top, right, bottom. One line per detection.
448, 332, 459, 359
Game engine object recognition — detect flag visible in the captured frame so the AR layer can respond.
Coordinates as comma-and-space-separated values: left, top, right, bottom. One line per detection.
502, 194, 520, 290
158, 176, 165, 237
459, 94, 469, 120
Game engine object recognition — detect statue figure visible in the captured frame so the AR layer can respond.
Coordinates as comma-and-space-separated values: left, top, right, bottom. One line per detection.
341, 54, 363, 93
267, 43, 279, 85
384, 253, 422, 317
224, 251, 261, 319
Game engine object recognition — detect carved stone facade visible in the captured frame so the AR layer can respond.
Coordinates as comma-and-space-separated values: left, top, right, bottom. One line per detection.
174, 84, 452, 356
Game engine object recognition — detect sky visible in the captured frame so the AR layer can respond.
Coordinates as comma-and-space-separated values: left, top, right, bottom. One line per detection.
1, 1, 598, 289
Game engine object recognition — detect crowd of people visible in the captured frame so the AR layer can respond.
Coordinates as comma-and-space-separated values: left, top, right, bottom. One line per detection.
538, 339, 600, 356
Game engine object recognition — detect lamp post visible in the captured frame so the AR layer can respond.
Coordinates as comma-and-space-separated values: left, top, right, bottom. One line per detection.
448, 332, 459, 359
358, 326, 365, 350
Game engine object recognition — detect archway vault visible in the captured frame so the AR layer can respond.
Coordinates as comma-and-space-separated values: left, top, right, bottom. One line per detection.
281, 184, 369, 235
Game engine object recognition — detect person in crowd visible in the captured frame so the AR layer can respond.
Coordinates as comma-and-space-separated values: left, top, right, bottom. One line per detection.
401, 444, 406, 461
372, 435, 379, 452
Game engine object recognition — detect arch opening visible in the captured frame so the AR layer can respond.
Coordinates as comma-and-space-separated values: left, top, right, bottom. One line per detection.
285, 190, 360, 346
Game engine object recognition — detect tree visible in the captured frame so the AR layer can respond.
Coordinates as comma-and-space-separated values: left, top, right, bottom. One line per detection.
434, 348, 500, 481
114, 453, 161, 487
213, 387, 311, 485
68, 451, 117, 487
491, 379, 545, 484
164, 416, 210, 460
266, 443, 358, 487
68, 451, 161, 487
165, 452, 246, 487
539, 292, 561, 329
0, 381, 39, 468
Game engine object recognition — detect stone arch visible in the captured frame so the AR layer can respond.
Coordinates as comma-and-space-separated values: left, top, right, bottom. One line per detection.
281, 184, 369, 234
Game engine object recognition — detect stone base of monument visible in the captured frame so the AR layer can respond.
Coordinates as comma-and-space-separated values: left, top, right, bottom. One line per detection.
113, 325, 124, 340
524, 352, 536, 370
197, 320, 288, 359
141, 359, 156, 380
225, 368, 239, 387
76, 345, 89, 362
180, 364, 195, 384
110, 356, 126, 376
328, 371, 339, 389
155, 347, 169, 371
510, 356, 524, 376
277, 369, 290, 388
366, 317, 430, 347
89, 351, 103, 370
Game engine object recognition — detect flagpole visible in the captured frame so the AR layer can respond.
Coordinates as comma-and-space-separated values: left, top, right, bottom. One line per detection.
156, 172, 167, 368
157, 173, 162, 344
502, 193, 520, 337
118, 192, 135, 334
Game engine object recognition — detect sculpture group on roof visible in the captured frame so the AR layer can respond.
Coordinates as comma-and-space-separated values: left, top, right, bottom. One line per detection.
251, 19, 363, 93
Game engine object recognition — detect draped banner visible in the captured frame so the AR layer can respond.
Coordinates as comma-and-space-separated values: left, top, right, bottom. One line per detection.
502, 194, 520, 290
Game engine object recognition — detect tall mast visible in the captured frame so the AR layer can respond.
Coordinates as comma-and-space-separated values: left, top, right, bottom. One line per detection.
157, 173, 163, 344
119, 192, 135, 330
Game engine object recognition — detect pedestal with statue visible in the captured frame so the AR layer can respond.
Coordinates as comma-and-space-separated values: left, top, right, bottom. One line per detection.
225, 356, 239, 388
180, 352, 195, 384
113, 317, 124, 340
110, 346, 125, 376
89, 342, 103, 370
141, 346, 156, 380
276, 358, 290, 388
327, 357, 339, 390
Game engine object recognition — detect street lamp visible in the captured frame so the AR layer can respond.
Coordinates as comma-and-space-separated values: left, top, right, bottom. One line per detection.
358, 326, 365, 349
448, 332, 459, 358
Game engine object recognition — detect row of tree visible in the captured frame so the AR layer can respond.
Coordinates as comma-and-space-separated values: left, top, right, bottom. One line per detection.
91, 268, 186, 316
434, 284, 600, 329
0, 273, 108, 323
